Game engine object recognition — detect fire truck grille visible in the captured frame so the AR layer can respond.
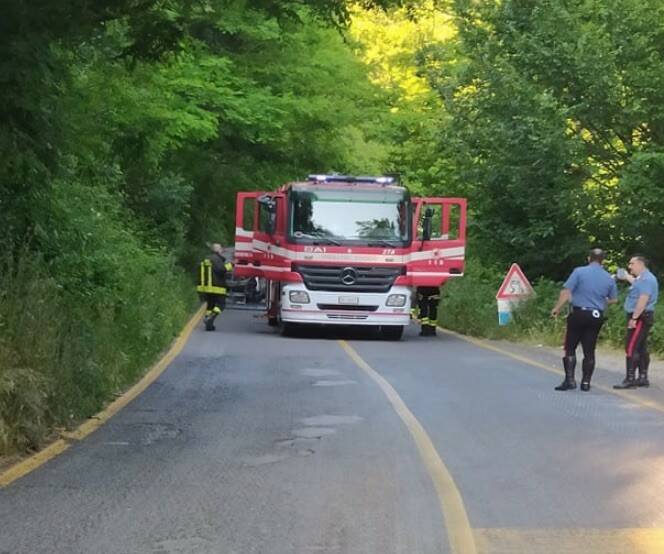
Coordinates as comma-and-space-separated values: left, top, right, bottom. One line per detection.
316, 304, 379, 312
295, 265, 403, 293
326, 314, 369, 320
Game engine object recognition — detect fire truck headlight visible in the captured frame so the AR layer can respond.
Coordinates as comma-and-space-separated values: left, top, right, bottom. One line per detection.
289, 291, 311, 304
386, 294, 407, 307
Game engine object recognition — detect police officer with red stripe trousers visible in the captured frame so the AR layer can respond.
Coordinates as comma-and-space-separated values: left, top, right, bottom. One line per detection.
614, 255, 659, 389
550, 249, 618, 391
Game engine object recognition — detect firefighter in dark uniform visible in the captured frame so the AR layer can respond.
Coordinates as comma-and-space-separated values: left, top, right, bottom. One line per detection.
550, 248, 618, 391
614, 255, 659, 389
417, 286, 440, 337
197, 243, 233, 331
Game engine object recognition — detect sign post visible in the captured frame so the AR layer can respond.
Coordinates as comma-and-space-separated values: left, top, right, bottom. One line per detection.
496, 263, 534, 325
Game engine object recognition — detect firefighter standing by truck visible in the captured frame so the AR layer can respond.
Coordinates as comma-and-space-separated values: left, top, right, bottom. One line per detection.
415, 207, 441, 337
197, 243, 233, 331
417, 287, 440, 336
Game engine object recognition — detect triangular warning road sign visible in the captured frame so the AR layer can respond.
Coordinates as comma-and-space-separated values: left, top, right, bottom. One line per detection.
496, 263, 534, 300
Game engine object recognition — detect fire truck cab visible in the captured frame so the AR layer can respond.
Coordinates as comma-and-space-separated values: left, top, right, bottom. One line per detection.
234, 175, 466, 340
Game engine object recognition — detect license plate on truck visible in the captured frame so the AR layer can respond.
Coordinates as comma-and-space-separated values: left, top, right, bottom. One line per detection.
338, 296, 359, 305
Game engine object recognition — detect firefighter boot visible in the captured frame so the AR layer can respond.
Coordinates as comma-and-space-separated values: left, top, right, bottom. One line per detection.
555, 356, 577, 391
423, 324, 436, 337
208, 306, 222, 331
614, 357, 637, 389
204, 312, 215, 331
636, 352, 650, 387
580, 357, 595, 391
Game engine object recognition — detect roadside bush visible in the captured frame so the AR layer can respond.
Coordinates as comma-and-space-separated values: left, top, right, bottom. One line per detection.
0, 368, 48, 454
0, 193, 196, 455
0, 254, 60, 452
438, 259, 510, 339
439, 259, 664, 356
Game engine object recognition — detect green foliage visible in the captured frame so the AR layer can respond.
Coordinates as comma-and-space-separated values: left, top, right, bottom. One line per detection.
176, 6, 393, 248
0, 254, 57, 453
350, 3, 460, 196
0, 368, 48, 454
438, 258, 517, 339
0, 244, 195, 455
385, 0, 664, 279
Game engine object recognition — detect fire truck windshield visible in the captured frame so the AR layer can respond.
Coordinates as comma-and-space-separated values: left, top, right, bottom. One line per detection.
289, 187, 411, 245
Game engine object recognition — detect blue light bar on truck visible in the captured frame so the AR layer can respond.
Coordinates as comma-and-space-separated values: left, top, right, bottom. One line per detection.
307, 174, 396, 185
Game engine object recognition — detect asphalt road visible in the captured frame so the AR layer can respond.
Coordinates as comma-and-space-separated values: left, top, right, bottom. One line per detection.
2, 308, 664, 554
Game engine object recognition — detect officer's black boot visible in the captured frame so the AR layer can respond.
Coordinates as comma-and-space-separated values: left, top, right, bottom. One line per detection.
614, 357, 637, 389
636, 353, 650, 387
580, 358, 595, 391
555, 356, 577, 391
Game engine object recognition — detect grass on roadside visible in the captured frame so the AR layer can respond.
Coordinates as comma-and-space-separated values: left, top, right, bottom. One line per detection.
0, 249, 196, 456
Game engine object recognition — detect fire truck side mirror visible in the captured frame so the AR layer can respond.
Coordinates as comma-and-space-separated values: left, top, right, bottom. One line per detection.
268, 212, 276, 235
258, 195, 277, 235
422, 207, 433, 241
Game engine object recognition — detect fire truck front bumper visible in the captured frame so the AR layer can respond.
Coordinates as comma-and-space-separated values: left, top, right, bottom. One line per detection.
280, 284, 411, 326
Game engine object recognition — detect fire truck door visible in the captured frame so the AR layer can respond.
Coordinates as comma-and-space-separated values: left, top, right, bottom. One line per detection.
234, 191, 286, 280
411, 198, 467, 277
253, 193, 286, 280
234, 192, 264, 276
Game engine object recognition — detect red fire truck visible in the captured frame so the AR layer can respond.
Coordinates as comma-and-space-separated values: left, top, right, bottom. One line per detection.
233, 175, 466, 340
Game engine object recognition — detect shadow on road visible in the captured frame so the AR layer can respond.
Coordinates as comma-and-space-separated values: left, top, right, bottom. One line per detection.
281, 324, 403, 341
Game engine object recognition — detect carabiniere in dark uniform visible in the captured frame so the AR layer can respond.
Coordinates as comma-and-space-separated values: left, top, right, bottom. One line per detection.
551, 249, 618, 391
614, 255, 659, 389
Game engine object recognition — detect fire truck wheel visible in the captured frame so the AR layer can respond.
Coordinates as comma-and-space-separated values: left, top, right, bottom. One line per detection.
281, 322, 298, 337
380, 325, 404, 341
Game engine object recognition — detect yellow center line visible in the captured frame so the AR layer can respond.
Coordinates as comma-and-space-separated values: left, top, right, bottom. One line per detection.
437, 327, 664, 415
338, 339, 477, 554
0, 304, 206, 488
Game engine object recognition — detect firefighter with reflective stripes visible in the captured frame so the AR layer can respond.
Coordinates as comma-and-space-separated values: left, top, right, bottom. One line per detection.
550, 248, 618, 391
197, 243, 233, 331
614, 255, 659, 389
417, 286, 440, 337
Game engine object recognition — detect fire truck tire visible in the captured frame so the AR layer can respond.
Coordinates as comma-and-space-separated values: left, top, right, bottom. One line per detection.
380, 325, 404, 341
281, 322, 298, 337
